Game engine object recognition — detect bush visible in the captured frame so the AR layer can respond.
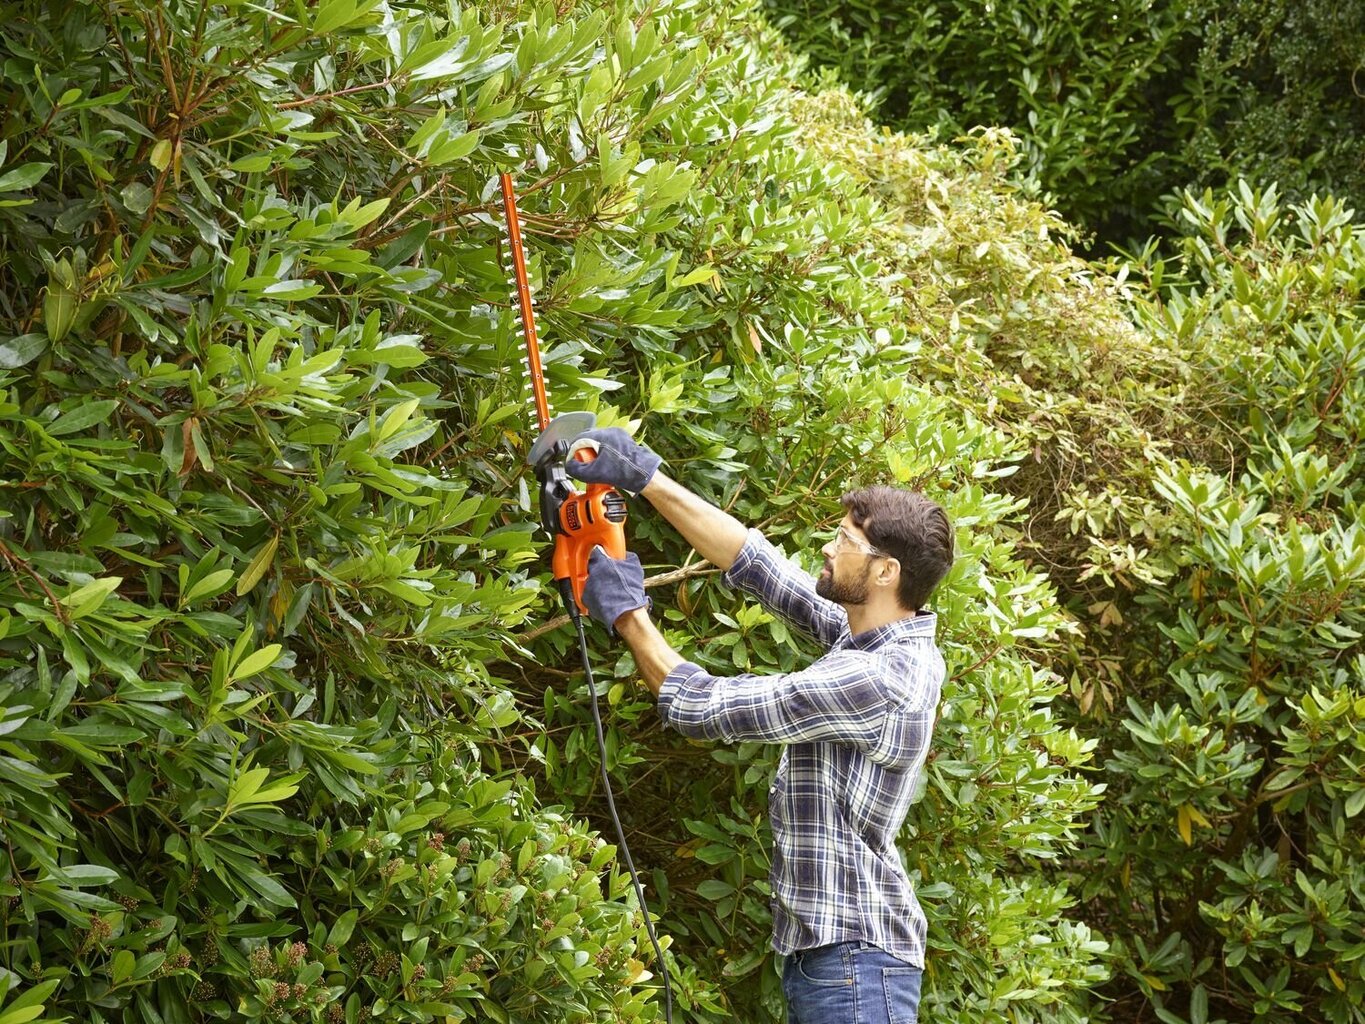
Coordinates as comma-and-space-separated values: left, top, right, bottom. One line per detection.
1074, 184, 1365, 1024
0, 2, 673, 1019
0, 0, 1109, 1020
780, 77, 1365, 1020
763, 0, 1365, 245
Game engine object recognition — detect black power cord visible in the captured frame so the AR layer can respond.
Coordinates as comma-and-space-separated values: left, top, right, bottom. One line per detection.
563, 584, 675, 1023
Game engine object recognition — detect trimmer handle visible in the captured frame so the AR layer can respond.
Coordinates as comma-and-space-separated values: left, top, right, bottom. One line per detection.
542, 444, 630, 616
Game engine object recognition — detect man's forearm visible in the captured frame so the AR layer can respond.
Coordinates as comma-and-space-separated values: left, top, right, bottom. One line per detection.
615, 608, 686, 696
640, 472, 748, 572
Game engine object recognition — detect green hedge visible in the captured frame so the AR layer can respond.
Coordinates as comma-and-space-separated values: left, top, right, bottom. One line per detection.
763, 0, 1365, 244
773, 79, 1365, 1021
1080, 186, 1365, 1024
0, 1, 1107, 1021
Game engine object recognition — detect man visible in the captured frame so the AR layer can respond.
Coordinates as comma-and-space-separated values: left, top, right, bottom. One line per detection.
568, 427, 953, 1024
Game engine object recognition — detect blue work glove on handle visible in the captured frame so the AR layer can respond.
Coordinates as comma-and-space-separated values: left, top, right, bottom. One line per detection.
565, 427, 662, 495
582, 546, 649, 636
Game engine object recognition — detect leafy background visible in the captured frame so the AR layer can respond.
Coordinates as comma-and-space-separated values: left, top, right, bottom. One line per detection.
764, 0, 1365, 247
0, 1, 1361, 1023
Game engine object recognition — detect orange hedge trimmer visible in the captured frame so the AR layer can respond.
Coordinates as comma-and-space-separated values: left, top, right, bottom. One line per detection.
499, 172, 674, 1020
500, 173, 629, 615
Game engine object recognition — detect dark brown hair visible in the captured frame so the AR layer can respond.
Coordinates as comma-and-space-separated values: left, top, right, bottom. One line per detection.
840, 486, 953, 611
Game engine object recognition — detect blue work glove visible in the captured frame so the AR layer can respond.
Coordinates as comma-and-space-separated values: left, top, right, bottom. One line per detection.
565, 427, 662, 495
582, 546, 649, 636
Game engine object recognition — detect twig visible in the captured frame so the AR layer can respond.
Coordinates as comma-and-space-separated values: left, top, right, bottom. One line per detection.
278, 78, 398, 110
521, 562, 722, 641
951, 643, 1004, 682
0, 538, 68, 624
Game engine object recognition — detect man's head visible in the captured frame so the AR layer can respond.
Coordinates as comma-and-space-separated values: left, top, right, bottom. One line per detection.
815, 487, 953, 613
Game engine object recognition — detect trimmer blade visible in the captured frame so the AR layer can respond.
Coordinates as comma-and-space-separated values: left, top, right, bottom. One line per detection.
528, 411, 597, 467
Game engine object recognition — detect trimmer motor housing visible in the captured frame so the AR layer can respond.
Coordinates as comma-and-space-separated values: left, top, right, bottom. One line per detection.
528, 411, 628, 615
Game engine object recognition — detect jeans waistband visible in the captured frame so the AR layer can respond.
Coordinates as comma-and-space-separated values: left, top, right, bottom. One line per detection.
801, 939, 880, 956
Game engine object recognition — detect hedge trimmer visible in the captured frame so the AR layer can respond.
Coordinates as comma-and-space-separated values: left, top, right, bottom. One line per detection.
499, 173, 674, 1020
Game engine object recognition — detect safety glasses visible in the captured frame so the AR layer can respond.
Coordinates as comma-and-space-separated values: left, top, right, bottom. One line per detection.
832, 525, 890, 559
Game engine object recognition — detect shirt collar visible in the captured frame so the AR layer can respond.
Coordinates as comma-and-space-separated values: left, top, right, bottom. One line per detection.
847, 610, 937, 649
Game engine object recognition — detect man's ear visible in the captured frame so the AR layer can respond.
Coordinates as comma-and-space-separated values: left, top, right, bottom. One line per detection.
877, 557, 901, 589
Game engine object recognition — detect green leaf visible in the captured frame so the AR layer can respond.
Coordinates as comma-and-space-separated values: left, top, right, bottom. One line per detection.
229, 150, 274, 173
111, 948, 136, 984
43, 282, 75, 342
237, 534, 279, 596
337, 196, 389, 230
118, 183, 152, 218
427, 130, 481, 166
0, 979, 59, 1024
673, 264, 717, 288
149, 139, 172, 172
59, 577, 122, 619
1345, 787, 1365, 818
228, 765, 269, 807
378, 398, 420, 442
261, 279, 322, 300
0, 163, 52, 192
47, 399, 119, 436
52, 863, 119, 886
233, 644, 282, 680
312, 0, 358, 35
243, 867, 296, 908
132, 951, 167, 980
695, 880, 734, 900
184, 569, 234, 605
0, 334, 48, 368
327, 909, 359, 946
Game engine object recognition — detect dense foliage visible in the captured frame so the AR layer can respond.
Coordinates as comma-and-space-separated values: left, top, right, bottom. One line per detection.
763, 0, 1365, 243
0, 0, 1105, 1021
3, 0, 1360, 1022
1078, 187, 1365, 1024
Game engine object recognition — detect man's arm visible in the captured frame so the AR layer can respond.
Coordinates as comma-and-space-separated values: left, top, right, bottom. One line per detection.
613, 605, 929, 770
565, 429, 747, 571
570, 427, 842, 641
615, 607, 685, 696
640, 472, 747, 572
639, 473, 847, 645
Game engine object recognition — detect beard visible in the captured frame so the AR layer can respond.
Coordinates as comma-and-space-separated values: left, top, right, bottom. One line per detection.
815, 560, 873, 605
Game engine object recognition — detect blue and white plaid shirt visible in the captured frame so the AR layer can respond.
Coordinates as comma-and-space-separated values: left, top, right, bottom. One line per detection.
657, 529, 943, 967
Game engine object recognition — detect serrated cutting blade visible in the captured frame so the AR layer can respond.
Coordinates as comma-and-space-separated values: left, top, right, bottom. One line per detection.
499, 172, 551, 434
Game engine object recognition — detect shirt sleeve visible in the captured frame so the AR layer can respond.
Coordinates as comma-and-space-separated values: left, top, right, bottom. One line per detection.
724, 529, 847, 648
656, 652, 896, 760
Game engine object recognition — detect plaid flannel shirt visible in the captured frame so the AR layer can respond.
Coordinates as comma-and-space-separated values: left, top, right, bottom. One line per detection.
656, 529, 943, 967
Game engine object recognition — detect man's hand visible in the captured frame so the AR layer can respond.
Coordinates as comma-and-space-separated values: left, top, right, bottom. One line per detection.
582, 546, 649, 635
566, 427, 662, 495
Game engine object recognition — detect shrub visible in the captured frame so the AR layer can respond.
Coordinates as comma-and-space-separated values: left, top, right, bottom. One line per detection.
762, 0, 1365, 245
0, 0, 1111, 1020
1075, 184, 1365, 1024
780, 77, 1365, 1021
0, 0, 701, 1019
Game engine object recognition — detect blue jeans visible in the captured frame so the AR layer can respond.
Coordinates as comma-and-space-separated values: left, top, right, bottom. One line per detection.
782, 941, 922, 1024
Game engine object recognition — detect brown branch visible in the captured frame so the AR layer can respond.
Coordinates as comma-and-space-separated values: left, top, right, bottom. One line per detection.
0, 538, 68, 624
278, 77, 399, 110
374, 173, 451, 239
71, 799, 127, 820
951, 643, 1005, 682
520, 562, 722, 641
